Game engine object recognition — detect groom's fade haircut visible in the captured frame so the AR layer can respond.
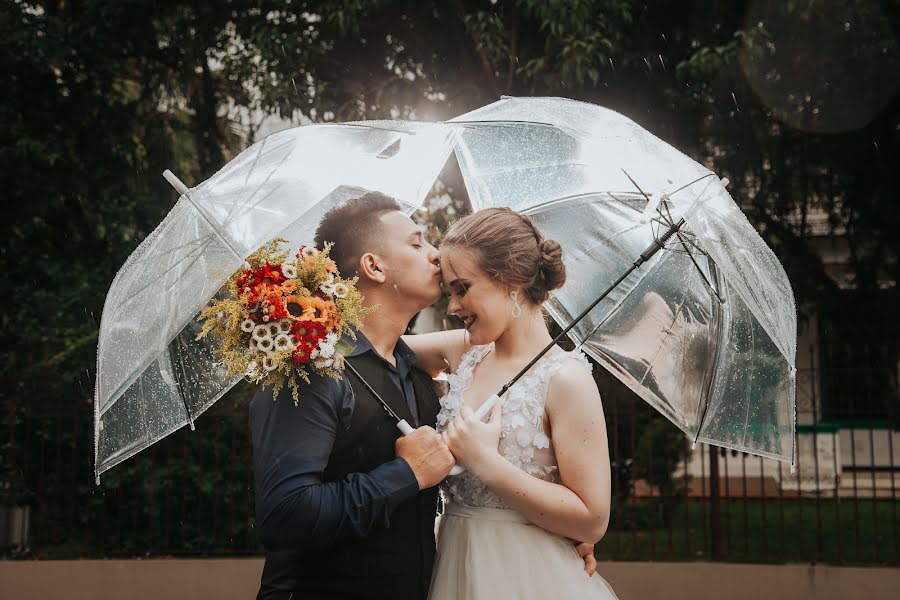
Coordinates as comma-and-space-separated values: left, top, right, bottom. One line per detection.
314, 191, 403, 278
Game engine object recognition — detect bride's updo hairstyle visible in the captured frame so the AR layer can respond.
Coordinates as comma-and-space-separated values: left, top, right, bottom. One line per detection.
441, 207, 566, 305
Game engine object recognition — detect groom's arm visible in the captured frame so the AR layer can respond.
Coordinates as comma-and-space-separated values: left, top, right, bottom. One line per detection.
250, 374, 419, 550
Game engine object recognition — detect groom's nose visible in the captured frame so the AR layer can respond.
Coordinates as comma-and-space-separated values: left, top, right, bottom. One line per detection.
426, 243, 440, 266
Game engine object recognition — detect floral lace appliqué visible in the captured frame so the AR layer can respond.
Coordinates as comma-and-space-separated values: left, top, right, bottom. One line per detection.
437, 343, 592, 509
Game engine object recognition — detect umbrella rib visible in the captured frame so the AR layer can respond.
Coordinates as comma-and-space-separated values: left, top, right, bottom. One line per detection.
637, 297, 688, 387
660, 199, 724, 303
666, 172, 717, 197
741, 319, 757, 449
223, 146, 293, 228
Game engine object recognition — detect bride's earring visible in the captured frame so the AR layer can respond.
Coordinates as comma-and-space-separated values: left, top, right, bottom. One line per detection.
510, 291, 522, 319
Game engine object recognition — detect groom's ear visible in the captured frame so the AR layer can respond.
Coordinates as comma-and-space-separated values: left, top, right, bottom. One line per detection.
358, 252, 387, 284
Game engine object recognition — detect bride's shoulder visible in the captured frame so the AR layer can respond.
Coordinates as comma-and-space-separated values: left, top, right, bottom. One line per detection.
544, 351, 599, 411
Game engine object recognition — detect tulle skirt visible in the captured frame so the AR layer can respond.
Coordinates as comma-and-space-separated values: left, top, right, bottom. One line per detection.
429, 503, 619, 600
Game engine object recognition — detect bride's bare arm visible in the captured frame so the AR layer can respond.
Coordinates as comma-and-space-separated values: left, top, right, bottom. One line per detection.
400, 329, 470, 377
454, 359, 612, 544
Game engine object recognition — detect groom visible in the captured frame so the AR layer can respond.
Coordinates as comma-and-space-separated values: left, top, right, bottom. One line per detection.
251, 192, 596, 600
251, 191, 454, 600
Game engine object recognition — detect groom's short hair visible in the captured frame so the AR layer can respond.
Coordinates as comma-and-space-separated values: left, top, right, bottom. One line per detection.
314, 191, 402, 277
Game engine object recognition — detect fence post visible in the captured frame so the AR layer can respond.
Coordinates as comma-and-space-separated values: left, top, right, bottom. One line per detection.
709, 448, 722, 560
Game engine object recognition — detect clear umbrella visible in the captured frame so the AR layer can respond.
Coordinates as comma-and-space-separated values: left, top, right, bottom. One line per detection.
448, 97, 796, 466
94, 121, 455, 482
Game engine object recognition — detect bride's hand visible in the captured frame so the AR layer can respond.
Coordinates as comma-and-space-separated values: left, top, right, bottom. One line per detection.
444, 402, 502, 476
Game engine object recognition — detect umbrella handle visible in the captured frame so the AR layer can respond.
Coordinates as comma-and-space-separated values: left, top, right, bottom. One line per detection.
394, 393, 500, 476
446, 393, 500, 476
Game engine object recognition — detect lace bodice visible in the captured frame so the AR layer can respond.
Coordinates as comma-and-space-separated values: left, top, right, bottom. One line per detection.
436, 343, 592, 509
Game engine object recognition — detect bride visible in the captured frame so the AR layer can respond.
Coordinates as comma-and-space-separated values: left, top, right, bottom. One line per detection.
404, 207, 618, 599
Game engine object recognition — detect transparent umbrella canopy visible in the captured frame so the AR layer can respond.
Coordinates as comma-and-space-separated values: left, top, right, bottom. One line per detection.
94, 121, 455, 482
449, 97, 797, 465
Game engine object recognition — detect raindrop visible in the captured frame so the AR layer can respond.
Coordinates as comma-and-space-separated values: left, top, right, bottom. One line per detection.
608, 57, 615, 73
643, 57, 652, 71
658, 54, 666, 70
843, 22, 851, 32
661, 33, 668, 44
280, 44, 286, 57
731, 92, 740, 111
873, 141, 879, 153
291, 78, 299, 96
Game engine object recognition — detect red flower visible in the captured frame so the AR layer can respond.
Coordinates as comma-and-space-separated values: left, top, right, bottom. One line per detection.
290, 320, 327, 345
292, 342, 314, 363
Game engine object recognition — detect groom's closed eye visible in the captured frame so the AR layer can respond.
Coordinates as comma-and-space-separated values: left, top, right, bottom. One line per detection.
410, 234, 426, 250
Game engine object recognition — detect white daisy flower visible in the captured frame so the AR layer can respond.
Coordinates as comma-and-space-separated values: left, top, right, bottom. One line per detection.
320, 282, 337, 296
314, 358, 334, 369
258, 337, 274, 353
241, 319, 255, 333
249, 339, 259, 352
281, 263, 298, 279
278, 319, 292, 333
332, 283, 349, 298
274, 334, 293, 351
301, 246, 318, 258
263, 356, 278, 371
317, 341, 335, 358
325, 332, 338, 346
252, 324, 270, 342
267, 323, 280, 337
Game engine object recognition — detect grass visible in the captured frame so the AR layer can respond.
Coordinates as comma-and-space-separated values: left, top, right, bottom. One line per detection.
598, 498, 900, 565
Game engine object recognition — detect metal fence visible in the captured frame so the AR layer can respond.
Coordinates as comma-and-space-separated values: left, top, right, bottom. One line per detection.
2, 357, 897, 565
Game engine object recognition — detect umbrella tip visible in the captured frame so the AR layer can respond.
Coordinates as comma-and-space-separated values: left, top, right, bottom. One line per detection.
163, 169, 190, 195
189, 421, 196, 432
720, 177, 730, 187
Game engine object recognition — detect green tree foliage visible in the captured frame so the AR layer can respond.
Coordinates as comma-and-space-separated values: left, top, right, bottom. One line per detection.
1, 0, 896, 556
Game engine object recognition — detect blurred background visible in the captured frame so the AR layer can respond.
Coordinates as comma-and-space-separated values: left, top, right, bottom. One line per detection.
1, 0, 898, 572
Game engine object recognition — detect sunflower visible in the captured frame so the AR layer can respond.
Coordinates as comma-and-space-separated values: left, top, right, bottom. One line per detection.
283, 295, 317, 321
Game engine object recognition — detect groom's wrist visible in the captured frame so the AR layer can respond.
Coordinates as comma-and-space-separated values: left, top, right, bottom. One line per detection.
371, 457, 421, 509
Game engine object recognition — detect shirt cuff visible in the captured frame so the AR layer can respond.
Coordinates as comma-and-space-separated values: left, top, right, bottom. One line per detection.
370, 457, 420, 512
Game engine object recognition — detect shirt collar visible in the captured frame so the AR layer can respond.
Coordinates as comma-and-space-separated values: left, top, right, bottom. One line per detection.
346, 328, 418, 367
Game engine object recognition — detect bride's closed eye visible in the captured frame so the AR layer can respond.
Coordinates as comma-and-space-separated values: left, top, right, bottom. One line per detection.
450, 283, 468, 297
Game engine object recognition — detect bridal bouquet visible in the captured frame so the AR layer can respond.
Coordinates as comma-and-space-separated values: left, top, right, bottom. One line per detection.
197, 237, 370, 403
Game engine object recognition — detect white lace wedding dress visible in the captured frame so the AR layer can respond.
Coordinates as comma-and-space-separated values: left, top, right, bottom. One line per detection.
429, 344, 619, 599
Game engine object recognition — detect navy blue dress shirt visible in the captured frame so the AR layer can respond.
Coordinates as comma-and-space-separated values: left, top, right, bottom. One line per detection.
250, 331, 421, 550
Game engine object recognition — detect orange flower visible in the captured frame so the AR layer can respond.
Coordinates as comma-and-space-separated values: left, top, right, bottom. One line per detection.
283, 295, 316, 321
304, 297, 333, 324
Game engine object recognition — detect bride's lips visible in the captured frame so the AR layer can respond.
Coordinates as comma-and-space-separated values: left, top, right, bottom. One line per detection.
462, 315, 477, 330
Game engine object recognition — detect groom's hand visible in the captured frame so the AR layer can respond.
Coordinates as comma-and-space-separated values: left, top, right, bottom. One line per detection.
396, 426, 456, 490
575, 542, 597, 576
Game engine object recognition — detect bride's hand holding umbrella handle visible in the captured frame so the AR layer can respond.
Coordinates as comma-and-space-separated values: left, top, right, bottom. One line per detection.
395, 394, 500, 476
445, 394, 500, 476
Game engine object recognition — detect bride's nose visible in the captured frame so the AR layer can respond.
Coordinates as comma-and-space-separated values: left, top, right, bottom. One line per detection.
446, 294, 460, 316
